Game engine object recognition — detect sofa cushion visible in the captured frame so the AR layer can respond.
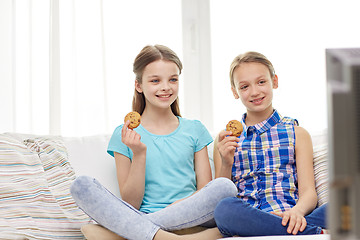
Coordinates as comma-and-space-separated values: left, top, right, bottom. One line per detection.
0, 133, 91, 239
63, 135, 120, 197
313, 143, 328, 207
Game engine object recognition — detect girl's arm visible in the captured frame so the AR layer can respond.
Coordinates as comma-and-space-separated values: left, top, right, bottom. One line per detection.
114, 121, 147, 210
294, 126, 318, 214
214, 130, 239, 179
194, 146, 212, 189
274, 126, 318, 235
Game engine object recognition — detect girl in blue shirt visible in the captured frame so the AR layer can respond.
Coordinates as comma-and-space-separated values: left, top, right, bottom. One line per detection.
71, 45, 237, 240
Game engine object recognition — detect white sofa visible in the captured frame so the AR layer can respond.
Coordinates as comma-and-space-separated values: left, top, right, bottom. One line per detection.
0, 131, 329, 240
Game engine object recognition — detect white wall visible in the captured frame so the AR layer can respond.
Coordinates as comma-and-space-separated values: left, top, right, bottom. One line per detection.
210, 0, 360, 135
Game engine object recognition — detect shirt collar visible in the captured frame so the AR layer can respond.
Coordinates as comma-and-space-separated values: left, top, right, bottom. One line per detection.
241, 109, 282, 136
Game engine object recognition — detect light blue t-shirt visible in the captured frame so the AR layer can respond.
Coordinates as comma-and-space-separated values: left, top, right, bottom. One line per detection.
107, 117, 213, 213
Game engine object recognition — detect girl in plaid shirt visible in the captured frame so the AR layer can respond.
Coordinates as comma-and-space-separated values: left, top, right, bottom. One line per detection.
213, 51, 328, 237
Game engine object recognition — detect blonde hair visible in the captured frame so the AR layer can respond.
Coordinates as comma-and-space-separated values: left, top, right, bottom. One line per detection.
132, 45, 182, 116
229, 51, 275, 88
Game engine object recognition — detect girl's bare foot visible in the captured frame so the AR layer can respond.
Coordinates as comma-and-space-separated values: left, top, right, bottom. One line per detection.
81, 224, 126, 240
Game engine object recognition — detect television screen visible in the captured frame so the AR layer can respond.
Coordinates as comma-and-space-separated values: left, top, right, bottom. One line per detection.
326, 48, 360, 240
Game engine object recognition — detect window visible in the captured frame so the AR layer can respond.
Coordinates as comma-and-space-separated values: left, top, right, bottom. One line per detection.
2, 0, 360, 136
60, 0, 183, 136
210, 0, 360, 134
1, 0, 182, 136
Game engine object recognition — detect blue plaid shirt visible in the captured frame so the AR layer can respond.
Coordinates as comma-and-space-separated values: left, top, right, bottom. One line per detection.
233, 110, 299, 212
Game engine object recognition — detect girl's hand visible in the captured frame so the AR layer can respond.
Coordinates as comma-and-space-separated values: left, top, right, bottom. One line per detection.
217, 130, 239, 167
271, 208, 307, 235
121, 120, 147, 155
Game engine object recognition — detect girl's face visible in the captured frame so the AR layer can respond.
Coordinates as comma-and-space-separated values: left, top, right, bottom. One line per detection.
136, 60, 180, 111
232, 62, 278, 114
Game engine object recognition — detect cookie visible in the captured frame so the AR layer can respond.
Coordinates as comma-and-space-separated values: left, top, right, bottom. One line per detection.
226, 120, 243, 137
124, 111, 141, 129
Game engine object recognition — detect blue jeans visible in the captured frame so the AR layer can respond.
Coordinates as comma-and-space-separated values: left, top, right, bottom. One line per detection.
214, 197, 327, 237
70, 176, 237, 240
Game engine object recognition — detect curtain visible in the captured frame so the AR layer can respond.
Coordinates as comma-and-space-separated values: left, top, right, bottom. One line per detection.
0, 0, 182, 137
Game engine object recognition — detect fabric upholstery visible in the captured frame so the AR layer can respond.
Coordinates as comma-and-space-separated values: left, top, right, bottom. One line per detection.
0, 133, 91, 239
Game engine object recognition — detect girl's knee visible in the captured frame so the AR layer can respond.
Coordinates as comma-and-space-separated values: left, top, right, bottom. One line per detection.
212, 177, 238, 197
70, 175, 94, 197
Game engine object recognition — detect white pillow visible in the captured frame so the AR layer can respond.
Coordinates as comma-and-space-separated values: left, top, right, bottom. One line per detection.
63, 134, 120, 197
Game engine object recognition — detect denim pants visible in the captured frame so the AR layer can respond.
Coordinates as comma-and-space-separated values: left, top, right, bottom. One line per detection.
214, 197, 328, 237
70, 176, 237, 240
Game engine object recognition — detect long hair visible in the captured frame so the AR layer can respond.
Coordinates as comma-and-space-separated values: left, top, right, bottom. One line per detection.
229, 51, 275, 89
132, 45, 183, 116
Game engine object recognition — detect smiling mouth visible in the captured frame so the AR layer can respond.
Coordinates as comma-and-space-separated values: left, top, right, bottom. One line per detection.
157, 94, 172, 98
250, 97, 264, 104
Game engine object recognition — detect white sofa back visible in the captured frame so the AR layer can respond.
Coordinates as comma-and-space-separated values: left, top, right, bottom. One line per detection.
63, 130, 328, 204
63, 134, 121, 197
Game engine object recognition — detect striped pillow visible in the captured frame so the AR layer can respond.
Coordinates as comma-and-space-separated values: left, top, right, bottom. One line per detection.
0, 133, 92, 239
313, 143, 329, 207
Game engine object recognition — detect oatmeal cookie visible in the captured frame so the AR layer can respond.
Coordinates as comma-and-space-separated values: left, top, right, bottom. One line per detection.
124, 111, 141, 129
226, 120, 243, 137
